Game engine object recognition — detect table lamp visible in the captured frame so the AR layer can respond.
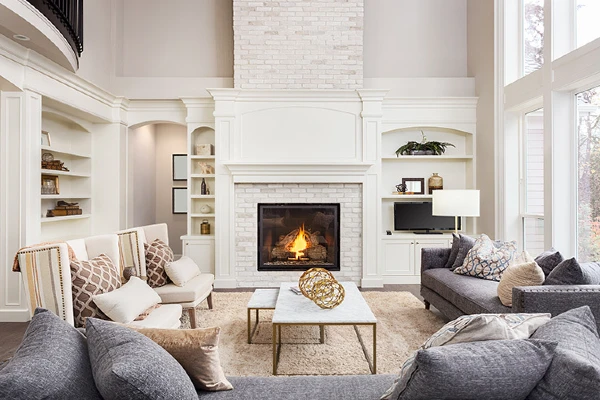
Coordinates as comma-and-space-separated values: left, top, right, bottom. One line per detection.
432, 190, 480, 233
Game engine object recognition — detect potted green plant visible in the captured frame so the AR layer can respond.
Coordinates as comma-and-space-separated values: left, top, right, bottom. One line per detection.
395, 131, 455, 156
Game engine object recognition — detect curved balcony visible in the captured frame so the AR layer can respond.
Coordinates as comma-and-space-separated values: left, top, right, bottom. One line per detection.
0, 0, 83, 71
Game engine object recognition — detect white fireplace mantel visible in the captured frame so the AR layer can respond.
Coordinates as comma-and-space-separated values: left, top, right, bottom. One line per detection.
223, 162, 374, 183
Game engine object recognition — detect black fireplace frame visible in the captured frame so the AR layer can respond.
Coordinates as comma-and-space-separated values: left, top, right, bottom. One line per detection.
257, 203, 341, 271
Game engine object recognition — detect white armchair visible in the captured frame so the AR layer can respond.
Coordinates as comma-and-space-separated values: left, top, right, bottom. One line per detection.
117, 223, 215, 328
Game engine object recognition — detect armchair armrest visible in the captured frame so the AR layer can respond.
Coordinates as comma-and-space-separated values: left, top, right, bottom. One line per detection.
421, 248, 452, 273
512, 285, 600, 328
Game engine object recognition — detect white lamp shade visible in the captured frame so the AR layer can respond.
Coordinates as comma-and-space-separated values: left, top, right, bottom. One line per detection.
432, 190, 480, 217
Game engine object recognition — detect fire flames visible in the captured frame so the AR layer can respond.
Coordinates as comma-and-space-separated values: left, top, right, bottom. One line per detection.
288, 225, 309, 259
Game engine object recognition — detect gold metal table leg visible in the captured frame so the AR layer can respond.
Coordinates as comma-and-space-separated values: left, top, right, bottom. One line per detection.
354, 324, 377, 374
319, 325, 325, 343
272, 324, 277, 375
247, 308, 251, 344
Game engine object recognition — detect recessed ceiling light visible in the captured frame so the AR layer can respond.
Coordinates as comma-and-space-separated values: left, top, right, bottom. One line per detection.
13, 34, 30, 41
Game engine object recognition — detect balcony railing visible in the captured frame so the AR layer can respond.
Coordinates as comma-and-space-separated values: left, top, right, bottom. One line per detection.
28, 0, 83, 57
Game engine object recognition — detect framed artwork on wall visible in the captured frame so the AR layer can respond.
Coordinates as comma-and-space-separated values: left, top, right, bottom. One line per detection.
172, 187, 187, 214
172, 154, 187, 181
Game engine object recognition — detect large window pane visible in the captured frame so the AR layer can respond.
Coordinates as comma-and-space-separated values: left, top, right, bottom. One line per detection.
524, 217, 544, 256
523, 0, 544, 75
577, 86, 600, 262
524, 110, 544, 214
577, 0, 600, 48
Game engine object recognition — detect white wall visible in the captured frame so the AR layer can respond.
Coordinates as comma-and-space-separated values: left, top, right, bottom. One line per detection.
130, 124, 157, 227
77, 0, 114, 91
364, 0, 467, 78
467, 0, 495, 236
117, 0, 232, 78
154, 124, 187, 255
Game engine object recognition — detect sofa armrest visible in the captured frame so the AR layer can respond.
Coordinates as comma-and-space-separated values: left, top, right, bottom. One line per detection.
512, 285, 600, 325
421, 248, 452, 273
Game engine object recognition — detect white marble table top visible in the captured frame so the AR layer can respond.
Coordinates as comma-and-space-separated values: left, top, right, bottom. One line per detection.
272, 282, 377, 324
247, 288, 279, 309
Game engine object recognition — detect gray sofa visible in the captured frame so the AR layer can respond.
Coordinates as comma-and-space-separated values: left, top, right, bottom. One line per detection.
420, 247, 600, 330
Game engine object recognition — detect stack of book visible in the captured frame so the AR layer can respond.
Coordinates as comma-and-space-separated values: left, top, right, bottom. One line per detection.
46, 201, 82, 217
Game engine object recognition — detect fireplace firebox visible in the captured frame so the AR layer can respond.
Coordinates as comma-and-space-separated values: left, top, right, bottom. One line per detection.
257, 203, 340, 271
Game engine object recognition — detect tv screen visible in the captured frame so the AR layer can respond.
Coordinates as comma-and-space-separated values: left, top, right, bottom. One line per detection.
394, 202, 460, 232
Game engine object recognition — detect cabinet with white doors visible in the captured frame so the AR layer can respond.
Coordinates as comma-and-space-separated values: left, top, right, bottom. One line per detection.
381, 234, 452, 284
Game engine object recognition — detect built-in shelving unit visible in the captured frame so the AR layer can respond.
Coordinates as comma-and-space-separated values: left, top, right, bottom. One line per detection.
188, 126, 216, 236
39, 108, 92, 241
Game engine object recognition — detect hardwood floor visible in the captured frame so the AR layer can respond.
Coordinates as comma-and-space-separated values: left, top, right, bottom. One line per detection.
0, 284, 431, 363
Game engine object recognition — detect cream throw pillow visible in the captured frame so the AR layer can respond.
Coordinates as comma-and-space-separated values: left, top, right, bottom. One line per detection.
126, 325, 233, 392
497, 251, 545, 306
92, 276, 161, 323
165, 256, 201, 287
421, 313, 551, 349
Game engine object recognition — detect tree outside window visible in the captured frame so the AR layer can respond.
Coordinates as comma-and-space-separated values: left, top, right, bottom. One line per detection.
523, 0, 544, 75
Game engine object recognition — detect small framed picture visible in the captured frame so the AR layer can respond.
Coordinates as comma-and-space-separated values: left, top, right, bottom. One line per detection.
41, 131, 51, 147
172, 154, 187, 181
172, 187, 187, 214
41, 175, 59, 195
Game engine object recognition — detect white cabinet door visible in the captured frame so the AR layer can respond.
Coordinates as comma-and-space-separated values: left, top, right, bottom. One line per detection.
382, 240, 414, 275
183, 239, 215, 274
414, 238, 451, 274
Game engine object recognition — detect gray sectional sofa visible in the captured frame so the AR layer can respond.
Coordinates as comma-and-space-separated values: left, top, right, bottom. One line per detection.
420, 247, 600, 330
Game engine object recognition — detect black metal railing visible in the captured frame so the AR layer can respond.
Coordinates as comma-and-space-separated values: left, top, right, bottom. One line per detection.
27, 0, 83, 57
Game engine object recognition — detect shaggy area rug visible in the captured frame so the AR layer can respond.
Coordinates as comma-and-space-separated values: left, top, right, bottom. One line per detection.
181, 291, 446, 376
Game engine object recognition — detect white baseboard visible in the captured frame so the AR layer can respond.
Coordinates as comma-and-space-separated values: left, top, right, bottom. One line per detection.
0, 308, 30, 322
360, 277, 384, 288
381, 275, 421, 285
213, 278, 238, 289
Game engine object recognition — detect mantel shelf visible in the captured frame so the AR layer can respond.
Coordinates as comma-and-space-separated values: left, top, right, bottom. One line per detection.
223, 162, 374, 176
381, 195, 433, 200
382, 155, 473, 160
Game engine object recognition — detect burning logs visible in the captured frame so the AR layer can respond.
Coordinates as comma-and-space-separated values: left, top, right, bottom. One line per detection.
271, 226, 327, 261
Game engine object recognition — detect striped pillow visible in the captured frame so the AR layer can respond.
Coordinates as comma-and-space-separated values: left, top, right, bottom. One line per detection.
71, 254, 121, 328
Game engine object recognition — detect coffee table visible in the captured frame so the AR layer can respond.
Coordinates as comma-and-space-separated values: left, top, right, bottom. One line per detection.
272, 282, 377, 375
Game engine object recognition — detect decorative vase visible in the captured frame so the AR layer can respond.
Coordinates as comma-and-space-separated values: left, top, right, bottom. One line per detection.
428, 173, 443, 194
200, 219, 211, 235
409, 150, 435, 155
200, 204, 211, 214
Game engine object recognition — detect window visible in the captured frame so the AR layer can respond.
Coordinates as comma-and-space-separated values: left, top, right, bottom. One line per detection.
576, 0, 600, 48
577, 86, 600, 262
522, 109, 545, 256
523, 0, 544, 75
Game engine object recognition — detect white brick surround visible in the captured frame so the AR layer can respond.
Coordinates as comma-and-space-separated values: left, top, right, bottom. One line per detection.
234, 183, 363, 287
233, 0, 364, 89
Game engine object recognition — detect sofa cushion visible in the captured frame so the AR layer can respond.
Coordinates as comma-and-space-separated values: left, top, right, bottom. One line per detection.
154, 274, 215, 304
127, 303, 182, 329
92, 276, 162, 323
86, 318, 197, 400
454, 234, 517, 282
534, 248, 564, 277
450, 234, 476, 270
126, 326, 232, 391
444, 233, 460, 268
71, 254, 122, 328
385, 339, 556, 400
544, 258, 587, 285
0, 308, 102, 399
422, 313, 551, 349
165, 256, 201, 287
580, 262, 600, 284
497, 251, 545, 306
196, 375, 396, 400
144, 239, 173, 288
527, 306, 600, 400
422, 268, 512, 314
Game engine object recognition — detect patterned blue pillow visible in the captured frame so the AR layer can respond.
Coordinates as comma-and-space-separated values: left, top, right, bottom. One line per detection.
453, 234, 517, 281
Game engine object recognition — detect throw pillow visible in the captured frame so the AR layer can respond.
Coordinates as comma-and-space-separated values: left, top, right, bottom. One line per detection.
92, 276, 162, 324
444, 233, 460, 269
497, 251, 545, 306
126, 326, 233, 391
86, 318, 197, 400
71, 254, 121, 328
450, 234, 476, 270
543, 257, 587, 285
454, 234, 517, 281
382, 339, 556, 400
421, 313, 551, 349
528, 306, 600, 400
0, 308, 102, 399
534, 248, 564, 277
165, 256, 201, 287
144, 239, 173, 288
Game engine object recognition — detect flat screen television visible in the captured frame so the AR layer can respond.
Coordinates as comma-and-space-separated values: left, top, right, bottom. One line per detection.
394, 202, 460, 233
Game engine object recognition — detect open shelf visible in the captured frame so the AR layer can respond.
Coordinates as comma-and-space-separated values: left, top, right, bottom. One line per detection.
382, 155, 473, 160
190, 155, 216, 160
41, 194, 91, 199
41, 145, 91, 159
41, 169, 91, 178
190, 213, 216, 218
191, 195, 215, 199
190, 174, 216, 178
41, 214, 91, 223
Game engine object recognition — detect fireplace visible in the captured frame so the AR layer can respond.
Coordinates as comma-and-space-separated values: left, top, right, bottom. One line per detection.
257, 203, 340, 271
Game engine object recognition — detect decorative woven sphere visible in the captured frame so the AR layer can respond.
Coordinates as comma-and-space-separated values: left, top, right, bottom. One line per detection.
311, 279, 345, 309
298, 267, 334, 299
